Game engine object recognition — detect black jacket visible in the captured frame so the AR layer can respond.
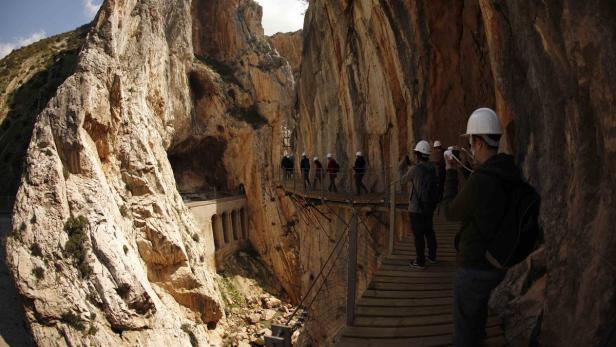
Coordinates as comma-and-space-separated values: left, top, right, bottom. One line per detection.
353, 156, 367, 174
300, 157, 310, 173
441, 154, 522, 270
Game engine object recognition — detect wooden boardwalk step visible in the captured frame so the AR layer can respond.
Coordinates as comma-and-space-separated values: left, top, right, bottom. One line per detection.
341, 324, 501, 339
357, 297, 452, 307
363, 289, 452, 299
369, 282, 453, 291
355, 305, 453, 317
336, 334, 506, 347
354, 315, 500, 328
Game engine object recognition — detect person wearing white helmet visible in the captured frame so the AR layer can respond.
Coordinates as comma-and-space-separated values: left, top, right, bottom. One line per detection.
353, 151, 368, 195
432, 140, 446, 205
400, 140, 439, 270
326, 153, 340, 192
312, 157, 324, 189
300, 152, 311, 190
441, 107, 524, 346
281, 151, 292, 180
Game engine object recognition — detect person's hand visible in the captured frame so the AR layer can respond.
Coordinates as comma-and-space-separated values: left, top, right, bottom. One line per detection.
444, 149, 458, 170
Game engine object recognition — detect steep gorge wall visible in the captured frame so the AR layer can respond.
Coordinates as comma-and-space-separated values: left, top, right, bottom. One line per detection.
297, 0, 616, 345
3, 0, 303, 345
479, 1, 616, 345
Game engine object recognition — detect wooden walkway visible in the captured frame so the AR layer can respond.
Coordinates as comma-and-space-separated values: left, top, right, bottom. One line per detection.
279, 184, 410, 211
336, 219, 507, 347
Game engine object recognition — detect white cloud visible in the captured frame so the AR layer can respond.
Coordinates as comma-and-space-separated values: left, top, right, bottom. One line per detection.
84, 0, 101, 18
254, 0, 308, 35
0, 31, 47, 59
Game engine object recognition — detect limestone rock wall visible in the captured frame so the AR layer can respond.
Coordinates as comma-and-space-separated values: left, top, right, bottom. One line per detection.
298, 0, 493, 189
186, 0, 303, 302
479, 1, 616, 345
4, 0, 300, 345
297, 0, 616, 345
269, 30, 304, 80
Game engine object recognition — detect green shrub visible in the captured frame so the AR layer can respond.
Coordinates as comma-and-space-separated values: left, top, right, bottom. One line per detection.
192, 233, 200, 242
60, 312, 85, 331
64, 216, 92, 278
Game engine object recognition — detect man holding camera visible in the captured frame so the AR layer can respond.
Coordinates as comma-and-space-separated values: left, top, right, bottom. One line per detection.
441, 108, 523, 346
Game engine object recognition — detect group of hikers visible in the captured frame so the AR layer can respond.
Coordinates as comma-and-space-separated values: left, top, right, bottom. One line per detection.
402, 107, 540, 346
281, 107, 540, 347
280, 151, 367, 194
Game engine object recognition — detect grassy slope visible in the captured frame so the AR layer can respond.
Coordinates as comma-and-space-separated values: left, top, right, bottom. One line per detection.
0, 25, 89, 199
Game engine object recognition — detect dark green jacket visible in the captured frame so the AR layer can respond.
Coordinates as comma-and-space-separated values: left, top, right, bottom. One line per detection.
441, 154, 522, 270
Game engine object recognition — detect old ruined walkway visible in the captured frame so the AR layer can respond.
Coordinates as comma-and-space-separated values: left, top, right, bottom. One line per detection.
336, 218, 506, 346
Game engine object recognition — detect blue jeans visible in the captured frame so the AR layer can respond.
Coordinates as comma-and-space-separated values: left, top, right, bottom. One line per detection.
453, 267, 505, 347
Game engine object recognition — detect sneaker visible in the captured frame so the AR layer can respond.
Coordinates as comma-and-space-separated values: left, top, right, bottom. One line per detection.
426, 257, 437, 264
410, 261, 426, 269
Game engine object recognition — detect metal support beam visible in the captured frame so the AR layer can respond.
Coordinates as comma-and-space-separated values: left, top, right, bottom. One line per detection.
346, 208, 358, 326
389, 182, 395, 255
266, 325, 292, 347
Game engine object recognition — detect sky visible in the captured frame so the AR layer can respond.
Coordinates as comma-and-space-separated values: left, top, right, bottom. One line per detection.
0, 0, 307, 58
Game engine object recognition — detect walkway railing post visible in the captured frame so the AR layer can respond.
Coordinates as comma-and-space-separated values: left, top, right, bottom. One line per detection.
389, 181, 395, 255
346, 207, 358, 326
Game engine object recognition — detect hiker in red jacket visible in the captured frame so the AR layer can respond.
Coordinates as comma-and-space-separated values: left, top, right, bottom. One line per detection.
326, 153, 339, 192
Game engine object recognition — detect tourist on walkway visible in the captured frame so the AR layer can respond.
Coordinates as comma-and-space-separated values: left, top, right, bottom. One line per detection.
280, 153, 292, 180
432, 140, 446, 204
288, 153, 295, 179
300, 152, 311, 190
353, 151, 368, 195
401, 140, 439, 270
312, 157, 324, 190
326, 153, 339, 192
441, 108, 519, 347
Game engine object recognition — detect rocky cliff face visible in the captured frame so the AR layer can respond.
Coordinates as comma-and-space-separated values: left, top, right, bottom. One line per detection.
3, 0, 300, 345
269, 30, 303, 80
298, 0, 615, 345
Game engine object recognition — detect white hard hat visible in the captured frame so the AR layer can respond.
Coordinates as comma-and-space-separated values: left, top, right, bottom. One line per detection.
414, 140, 431, 155
433, 140, 442, 148
463, 108, 502, 136
326, 153, 332, 158
313, 157, 318, 161
302, 152, 307, 156
356, 151, 362, 156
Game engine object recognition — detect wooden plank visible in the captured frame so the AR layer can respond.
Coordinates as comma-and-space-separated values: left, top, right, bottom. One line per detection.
355, 304, 453, 317
357, 297, 452, 307
369, 282, 453, 291
377, 264, 457, 273
336, 334, 452, 347
371, 276, 453, 284
341, 325, 501, 339
347, 211, 358, 325
386, 254, 456, 261
363, 289, 452, 299
353, 314, 501, 328
375, 270, 455, 278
